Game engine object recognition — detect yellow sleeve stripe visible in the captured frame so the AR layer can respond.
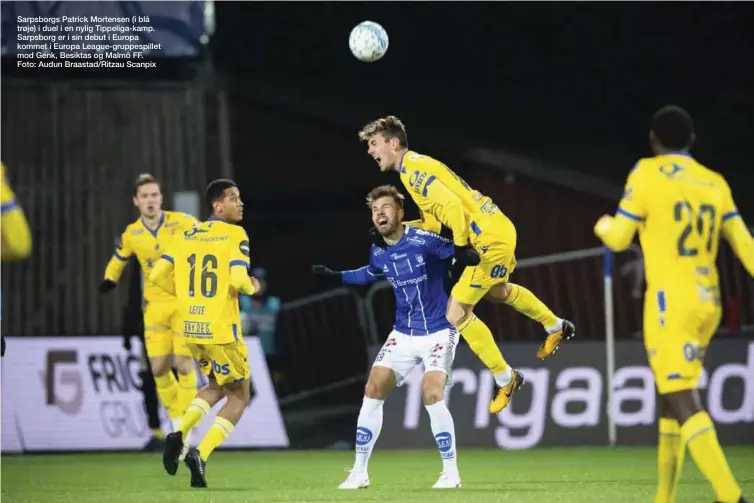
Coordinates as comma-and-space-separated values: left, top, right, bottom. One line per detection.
722, 211, 740, 222
113, 251, 129, 261
230, 259, 250, 269
160, 254, 174, 264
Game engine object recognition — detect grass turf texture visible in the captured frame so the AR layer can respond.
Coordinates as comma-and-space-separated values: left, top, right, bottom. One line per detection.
2, 447, 753, 503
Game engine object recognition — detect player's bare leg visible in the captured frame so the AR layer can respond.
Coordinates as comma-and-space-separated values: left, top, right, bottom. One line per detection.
340, 366, 395, 489
663, 389, 745, 503
446, 297, 523, 414
654, 394, 685, 503
422, 371, 461, 489
484, 282, 575, 360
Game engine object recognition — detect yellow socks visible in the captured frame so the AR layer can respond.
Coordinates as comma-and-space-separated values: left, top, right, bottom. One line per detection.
655, 418, 685, 503
154, 372, 181, 420
681, 412, 741, 503
458, 315, 508, 375
178, 398, 211, 436
177, 371, 198, 416
503, 283, 560, 330
197, 417, 235, 462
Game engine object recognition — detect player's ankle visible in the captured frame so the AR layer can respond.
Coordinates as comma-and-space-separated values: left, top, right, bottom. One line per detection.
494, 367, 513, 387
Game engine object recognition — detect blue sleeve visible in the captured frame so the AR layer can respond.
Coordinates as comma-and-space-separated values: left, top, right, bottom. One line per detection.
425, 232, 455, 259
341, 265, 384, 285
341, 250, 384, 285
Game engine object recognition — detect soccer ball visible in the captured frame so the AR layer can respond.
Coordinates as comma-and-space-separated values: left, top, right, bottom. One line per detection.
349, 21, 389, 62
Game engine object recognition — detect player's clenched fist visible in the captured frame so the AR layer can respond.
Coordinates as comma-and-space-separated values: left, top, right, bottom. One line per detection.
593, 214, 614, 241
453, 244, 481, 266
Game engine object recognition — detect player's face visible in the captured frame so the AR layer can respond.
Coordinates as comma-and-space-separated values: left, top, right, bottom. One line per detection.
133, 182, 163, 219
367, 134, 400, 172
215, 186, 244, 223
371, 196, 404, 235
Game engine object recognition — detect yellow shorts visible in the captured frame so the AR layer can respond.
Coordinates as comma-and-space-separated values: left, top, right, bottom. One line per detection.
143, 301, 192, 358
189, 340, 250, 386
643, 290, 721, 395
452, 241, 517, 305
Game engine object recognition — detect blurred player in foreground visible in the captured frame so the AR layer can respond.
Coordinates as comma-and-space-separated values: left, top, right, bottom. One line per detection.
100, 174, 199, 451
359, 116, 575, 414
313, 185, 462, 490
1, 162, 33, 356
594, 105, 752, 503
151, 179, 259, 488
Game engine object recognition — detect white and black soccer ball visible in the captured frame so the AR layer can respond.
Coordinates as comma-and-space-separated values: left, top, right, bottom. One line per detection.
349, 21, 389, 63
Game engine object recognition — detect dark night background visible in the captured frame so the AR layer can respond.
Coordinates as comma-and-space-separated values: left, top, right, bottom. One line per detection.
208, 2, 754, 300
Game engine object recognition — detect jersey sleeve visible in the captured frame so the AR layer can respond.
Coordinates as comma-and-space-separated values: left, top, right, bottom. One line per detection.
720, 180, 754, 276
341, 248, 385, 285
405, 156, 469, 246
149, 254, 176, 295
103, 230, 133, 282
229, 227, 255, 295
616, 162, 650, 222
420, 230, 455, 259
0, 164, 32, 261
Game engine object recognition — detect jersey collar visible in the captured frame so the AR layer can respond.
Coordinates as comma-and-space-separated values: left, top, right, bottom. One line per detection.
396, 151, 410, 174
207, 215, 226, 222
664, 151, 692, 158
385, 225, 409, 248
141, 211, 165, 238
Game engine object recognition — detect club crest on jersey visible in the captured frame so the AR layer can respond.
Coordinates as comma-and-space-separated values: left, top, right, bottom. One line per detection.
415, 254, 424, 264
659, 163, 683, 178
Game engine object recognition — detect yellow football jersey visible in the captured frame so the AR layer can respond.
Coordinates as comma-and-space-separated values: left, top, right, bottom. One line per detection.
150, 217, 254, 345
103, 210, 198, 302
398, 151, 515, 247
615, 153, 753, 298
1, 162, 32, 261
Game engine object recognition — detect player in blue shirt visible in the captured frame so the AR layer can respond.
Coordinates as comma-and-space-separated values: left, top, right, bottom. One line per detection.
312, 185, 462, 490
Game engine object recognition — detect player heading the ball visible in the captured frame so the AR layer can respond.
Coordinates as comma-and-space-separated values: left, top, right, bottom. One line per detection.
358, 116, 575, 414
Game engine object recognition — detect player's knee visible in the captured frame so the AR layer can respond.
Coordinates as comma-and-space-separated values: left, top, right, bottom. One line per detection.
174, 356, 194, 375
421, 372, 447, 405
150, 356, 171, 377
489, 283, 513, 303
364, 380, 387, 400
446, 298, 472, 327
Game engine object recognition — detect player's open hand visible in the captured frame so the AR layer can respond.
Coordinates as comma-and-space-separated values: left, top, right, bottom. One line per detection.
454, 245, 481, 266
250, 276, 262, 295
369, 227, 388, 248
311, 265, 339, 277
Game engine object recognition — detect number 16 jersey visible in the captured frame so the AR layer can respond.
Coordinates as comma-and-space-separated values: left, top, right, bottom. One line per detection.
618, 153, 739, 301
162, 216, 251, 345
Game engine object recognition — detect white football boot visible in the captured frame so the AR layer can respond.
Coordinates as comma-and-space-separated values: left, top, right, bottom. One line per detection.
338, 470, 370, 489
432, 471, 462, 489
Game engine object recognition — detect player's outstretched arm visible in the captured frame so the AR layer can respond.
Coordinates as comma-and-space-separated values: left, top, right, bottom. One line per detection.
312, 264, 383, 286
722, 213, 754, 277
594, 213, 639, 252
0, 164, 32, 261
148, 255, 176, 295
101, 232, 133, 293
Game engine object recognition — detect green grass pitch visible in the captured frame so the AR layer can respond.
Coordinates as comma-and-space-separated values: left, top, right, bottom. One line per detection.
2, 447, 753, 502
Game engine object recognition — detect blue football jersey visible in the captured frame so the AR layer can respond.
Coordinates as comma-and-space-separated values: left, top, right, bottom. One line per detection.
342, 226, 454, 335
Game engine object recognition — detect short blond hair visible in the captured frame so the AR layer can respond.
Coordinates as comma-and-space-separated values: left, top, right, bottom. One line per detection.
134, 173, 159, 195
358, 116, 408, 147
366, 184, 405, 209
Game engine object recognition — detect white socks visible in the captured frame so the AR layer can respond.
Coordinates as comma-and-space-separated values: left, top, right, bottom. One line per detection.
426, 401, 459, 475
352, 397, 384, 473
546, 318, 564, 334
494, 366, 513, 388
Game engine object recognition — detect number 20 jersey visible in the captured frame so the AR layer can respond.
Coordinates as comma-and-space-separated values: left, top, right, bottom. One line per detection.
164, 218, 251, 344
618, 153, 739, 300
